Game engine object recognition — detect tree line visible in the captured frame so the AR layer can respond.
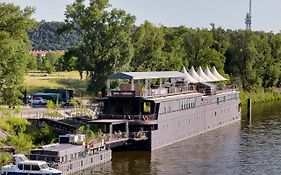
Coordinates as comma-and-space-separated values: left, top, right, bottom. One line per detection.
1, 1, 281, 106
58, 0, 281, 94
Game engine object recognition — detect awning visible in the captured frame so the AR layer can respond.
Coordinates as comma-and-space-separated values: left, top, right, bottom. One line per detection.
204, 67, 221, 81
182, 66, 199, 83
108, 71, 186, 80
197, 66, 215, 82
211, 66, 228, 81
189, 66, 207, 82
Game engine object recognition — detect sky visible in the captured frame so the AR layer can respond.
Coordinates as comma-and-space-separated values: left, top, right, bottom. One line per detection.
1, 0, 281, 33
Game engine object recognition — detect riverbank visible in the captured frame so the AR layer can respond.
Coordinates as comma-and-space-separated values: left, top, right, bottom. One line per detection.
240, 88, 281, 105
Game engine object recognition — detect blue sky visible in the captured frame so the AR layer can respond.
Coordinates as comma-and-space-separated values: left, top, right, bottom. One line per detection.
2, 0, 281, 33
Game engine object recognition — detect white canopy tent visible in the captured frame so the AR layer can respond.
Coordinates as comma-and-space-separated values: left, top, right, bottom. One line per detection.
189, 66, 207, 82
211, 66, 228, 81
204, 67, 221, 81
197, 66, 215, 82
182, 66, 199, 83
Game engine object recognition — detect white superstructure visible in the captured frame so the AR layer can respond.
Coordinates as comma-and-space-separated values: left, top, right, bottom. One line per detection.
1, 154, 61, 175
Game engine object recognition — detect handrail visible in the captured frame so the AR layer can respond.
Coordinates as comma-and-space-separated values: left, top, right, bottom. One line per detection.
107, 85, 194, 98
107, 84, 238, 98
98, 113, 157, 120
129, 131, 149, 139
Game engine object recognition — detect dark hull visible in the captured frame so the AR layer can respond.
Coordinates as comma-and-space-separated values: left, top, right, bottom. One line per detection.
113, 91, 241, 151
150, 91, 241, 150
111, 139, 151, 151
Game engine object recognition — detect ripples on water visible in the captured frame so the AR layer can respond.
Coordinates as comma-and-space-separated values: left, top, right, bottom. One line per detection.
85, 101, 281, 175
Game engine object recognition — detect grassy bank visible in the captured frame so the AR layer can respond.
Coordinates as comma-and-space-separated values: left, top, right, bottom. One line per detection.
240, 88, 281, 105
24, 71, 90, 97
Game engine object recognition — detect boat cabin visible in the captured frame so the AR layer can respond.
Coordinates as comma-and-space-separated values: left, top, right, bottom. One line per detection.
30, 134, 104, 166
17, 161, 50, 171
99, 71, 191, 121
0, 154, 61, 175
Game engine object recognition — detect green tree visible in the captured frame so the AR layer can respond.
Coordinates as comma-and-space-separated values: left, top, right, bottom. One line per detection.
162, 26, 186, 71
32, 123, 56, 145
57, 46, 79, 72
62, 0, 136, 95
226, 30, 261, 90
0, 3, 36, 107
182, 29, 225, 71
5, 132, 34, 154
26, 55, 37, 70
45, 52, 61, 69
131, 21, 165, 71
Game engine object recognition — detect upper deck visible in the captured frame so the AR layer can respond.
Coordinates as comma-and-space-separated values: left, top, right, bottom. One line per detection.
106, 71, 194, 98
106, 70, 235, 99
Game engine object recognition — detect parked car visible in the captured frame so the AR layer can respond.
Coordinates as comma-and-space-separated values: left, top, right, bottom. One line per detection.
29, 96, 47, 105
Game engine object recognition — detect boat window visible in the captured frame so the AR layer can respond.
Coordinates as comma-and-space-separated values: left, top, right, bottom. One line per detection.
39, 163, 49, 169
18, 156, 27, 162
143, 102, 151, 113
168, 106, 171, 113
104, 98, 142, 115
32, 165, 40, 171
24, 164, 31, 170
18, 164, 23, 170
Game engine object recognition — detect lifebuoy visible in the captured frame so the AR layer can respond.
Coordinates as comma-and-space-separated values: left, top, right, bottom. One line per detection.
142, 116, 149, 120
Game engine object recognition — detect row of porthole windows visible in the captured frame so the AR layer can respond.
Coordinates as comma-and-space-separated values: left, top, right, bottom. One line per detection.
217, 94, 238, 104
161, 115, 204, 130
179, 97, 196, 111
65, 154, 105, 171
159, 97, 198, 115
214, 108, 231, 116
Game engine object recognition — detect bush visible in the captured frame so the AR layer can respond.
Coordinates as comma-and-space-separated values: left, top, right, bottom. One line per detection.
0, 117, 30, 134
0, 152, 12, 168
5, 132, 34, 154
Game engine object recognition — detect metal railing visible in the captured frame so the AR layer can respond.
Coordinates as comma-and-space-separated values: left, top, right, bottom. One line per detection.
98, 113, 157, 121
129, 131, 148, 140
216, 85, 238, 93
107, 85, 194, 98
104, 131, 148, 142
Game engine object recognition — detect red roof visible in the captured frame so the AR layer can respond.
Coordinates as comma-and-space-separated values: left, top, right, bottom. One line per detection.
30, 50, 65, 56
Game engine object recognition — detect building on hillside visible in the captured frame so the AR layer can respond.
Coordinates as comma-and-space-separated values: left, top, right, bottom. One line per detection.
30, 50, 65, 57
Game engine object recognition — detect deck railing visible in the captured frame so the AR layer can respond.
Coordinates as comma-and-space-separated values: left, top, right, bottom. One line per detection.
129, 131, 149, 140
108, 85, 194, 98
107, 84, 238, 98
104, 131, 149, 142
98, 113, 157, 121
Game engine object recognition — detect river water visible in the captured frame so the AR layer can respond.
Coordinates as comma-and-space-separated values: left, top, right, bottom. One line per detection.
87, 100, 281, 175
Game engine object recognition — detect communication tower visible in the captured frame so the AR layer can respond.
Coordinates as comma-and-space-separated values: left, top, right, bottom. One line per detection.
245, 0, 252, 30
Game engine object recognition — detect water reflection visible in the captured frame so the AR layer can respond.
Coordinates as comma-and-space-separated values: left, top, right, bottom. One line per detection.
151, 122, 241, 175
84, 100, 281, 175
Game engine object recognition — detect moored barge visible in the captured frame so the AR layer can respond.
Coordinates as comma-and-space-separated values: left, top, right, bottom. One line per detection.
89, 66, 241, 150
29, 134, 111, 175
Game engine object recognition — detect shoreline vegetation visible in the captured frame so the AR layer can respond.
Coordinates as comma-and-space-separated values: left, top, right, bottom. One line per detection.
240, 88, 281, 105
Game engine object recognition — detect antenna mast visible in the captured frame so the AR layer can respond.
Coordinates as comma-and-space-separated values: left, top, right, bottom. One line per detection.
245, 0, 252, 30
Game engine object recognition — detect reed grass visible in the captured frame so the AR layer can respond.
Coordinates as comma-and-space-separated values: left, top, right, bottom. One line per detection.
240, 88, 281, 105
